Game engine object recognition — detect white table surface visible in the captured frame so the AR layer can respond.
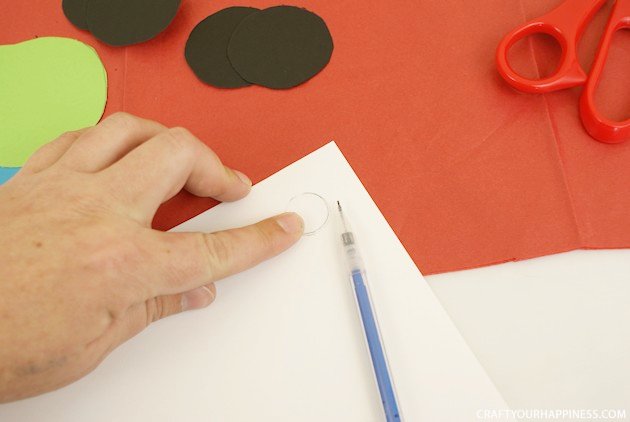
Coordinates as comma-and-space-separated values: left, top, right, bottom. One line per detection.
426, 250, 630, 420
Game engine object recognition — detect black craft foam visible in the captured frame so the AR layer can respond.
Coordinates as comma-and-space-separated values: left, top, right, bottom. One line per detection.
227, 6, 334, 89
86, 0, 181, 47
62, 0, 90, 31
185, 7, 259, 89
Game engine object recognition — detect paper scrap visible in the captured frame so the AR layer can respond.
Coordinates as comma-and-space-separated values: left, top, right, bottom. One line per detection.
0, 37, 107, 167
0, 142, 508, 421
0, 167, 19, 184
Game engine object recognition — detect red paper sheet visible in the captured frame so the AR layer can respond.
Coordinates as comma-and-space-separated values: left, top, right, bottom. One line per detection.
2, 0, 629, 274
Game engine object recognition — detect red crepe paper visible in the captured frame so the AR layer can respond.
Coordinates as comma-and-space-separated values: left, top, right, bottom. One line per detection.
2, 0, 628, 274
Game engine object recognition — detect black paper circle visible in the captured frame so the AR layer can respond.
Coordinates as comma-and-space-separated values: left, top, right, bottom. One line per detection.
62, 0, 90, 31
185, 7, 259, 89
86, 0, 182, 47
227, 6, 334, 89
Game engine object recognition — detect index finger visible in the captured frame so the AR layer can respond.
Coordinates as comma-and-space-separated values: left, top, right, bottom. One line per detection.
135, 212, 304, 299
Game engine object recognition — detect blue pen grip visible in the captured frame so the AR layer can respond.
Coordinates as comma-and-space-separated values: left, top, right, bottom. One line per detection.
352, 270, 401, 422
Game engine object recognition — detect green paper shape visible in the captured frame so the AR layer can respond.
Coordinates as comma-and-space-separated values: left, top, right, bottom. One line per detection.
0, 37, 107, 167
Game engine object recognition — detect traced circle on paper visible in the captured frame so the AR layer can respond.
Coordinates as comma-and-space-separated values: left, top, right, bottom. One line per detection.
286, 192, 330, 236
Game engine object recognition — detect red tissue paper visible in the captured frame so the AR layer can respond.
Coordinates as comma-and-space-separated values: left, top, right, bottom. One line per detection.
2, 0, 628, 274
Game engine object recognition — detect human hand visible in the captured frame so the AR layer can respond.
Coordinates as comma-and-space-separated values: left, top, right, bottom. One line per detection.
0, 113, 304, 402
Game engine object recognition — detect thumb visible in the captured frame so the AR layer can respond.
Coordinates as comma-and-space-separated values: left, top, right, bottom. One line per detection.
152, 284, 219, 320
181, 285, 217, 312
113, 284, 216, 345
143, 284, 218, 325
108, 213, 305, 348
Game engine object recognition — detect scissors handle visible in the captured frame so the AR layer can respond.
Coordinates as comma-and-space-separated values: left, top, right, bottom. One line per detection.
580, 0, 630, 143
496, 0, 607, 93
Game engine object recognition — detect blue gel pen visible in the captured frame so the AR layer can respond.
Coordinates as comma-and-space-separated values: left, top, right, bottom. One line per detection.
337, 201, 402, 422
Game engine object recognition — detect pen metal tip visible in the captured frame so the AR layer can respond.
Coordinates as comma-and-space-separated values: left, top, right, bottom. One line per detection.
337, 201, 343, 213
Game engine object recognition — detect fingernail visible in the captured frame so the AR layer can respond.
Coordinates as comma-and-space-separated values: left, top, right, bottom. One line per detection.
275, 212, 304, 235
181, 286, 215, 311
233, 170, 252, 187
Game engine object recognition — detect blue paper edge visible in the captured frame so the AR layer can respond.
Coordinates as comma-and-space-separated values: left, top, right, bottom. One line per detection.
0, 167, 20, 184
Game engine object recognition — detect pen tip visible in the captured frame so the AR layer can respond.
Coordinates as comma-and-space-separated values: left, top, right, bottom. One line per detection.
337, 201, 342, 213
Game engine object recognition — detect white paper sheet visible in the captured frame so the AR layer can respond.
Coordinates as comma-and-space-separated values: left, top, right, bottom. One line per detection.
0, 142, 508, 421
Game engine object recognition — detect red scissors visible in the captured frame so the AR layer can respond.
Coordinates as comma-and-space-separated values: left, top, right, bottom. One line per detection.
496, 0, 630, 144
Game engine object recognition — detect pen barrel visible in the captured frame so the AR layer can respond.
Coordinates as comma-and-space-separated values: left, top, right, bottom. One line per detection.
351, 270, 401, 422
343, 242, 365, 273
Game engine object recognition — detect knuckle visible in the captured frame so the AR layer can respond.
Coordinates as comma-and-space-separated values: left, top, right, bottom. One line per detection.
27, 131, 78, 163
81, 235, 143, 279
155, 233, 210, 288
201, 233, 234, 278
75, 236, 149, 316
58, 130, 82, 140
168, 126, 194, 142
26, 143, 53, 163
254, 223, 276, 251
169, 126, 191, 136
104, 299, 128, 323
144, 297, 167, 325
107, 111, 134, 123
165, 127, 196, 155
105, 112, 138, 131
